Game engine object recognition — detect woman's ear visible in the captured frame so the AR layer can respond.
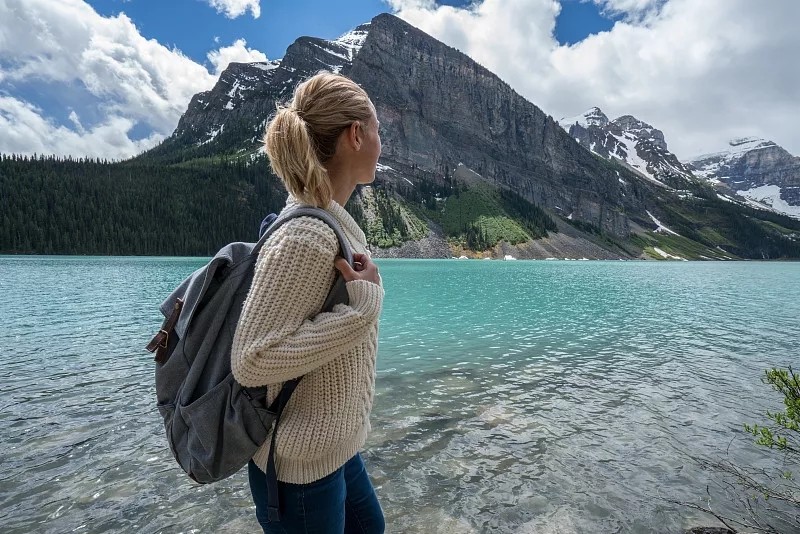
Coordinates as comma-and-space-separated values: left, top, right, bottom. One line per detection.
348, 121, 363, 151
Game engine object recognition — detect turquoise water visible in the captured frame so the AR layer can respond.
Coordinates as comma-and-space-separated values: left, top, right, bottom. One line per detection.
1, 257, 798, 533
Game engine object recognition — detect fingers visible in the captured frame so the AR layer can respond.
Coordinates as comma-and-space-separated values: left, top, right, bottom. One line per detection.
352, 253, 371, 265
334, 256, 356, 281
336, 254, 380, 284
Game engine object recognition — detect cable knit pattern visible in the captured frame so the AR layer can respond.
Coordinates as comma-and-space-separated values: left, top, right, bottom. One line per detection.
231, 197, 383, 484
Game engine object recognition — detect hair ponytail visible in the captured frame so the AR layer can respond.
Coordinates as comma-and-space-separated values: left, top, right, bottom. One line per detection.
265, 107, 332, 207
264, 72, 374, 208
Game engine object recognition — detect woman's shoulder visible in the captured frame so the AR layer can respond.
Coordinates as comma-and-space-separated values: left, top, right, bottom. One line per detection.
268, 215, 338, 253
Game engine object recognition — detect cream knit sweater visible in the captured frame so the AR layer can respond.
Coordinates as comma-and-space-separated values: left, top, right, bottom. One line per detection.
231, 197, 383, 484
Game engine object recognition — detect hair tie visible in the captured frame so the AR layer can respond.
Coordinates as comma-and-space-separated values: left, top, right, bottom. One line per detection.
290, 107, 306, 121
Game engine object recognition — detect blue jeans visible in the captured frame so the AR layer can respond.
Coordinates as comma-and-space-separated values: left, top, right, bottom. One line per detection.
247, 453, 385, 534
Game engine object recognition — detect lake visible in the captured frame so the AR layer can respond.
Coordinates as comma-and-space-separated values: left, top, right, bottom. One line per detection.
1, 257, 798, 533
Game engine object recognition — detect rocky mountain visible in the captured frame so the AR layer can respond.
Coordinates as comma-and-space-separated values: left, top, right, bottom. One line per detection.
151, 16, 647, 238
138, 13, 800, 260
558, 107, 696, 190
687, 137, 800, 219
147, 24, 372, 161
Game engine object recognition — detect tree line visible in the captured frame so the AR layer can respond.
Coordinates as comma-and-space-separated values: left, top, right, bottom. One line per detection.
1, 154, 286, 256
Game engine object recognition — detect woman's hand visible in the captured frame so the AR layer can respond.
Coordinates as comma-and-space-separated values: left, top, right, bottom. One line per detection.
334, 253, 380, 285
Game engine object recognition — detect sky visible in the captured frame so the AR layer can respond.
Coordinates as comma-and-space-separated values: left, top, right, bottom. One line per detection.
0, 0, 797, 161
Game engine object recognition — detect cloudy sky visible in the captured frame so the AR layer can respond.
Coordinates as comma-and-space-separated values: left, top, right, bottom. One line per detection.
0, 0, 797, 161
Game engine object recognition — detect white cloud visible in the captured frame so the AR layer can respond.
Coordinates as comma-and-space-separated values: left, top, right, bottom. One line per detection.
0, 96, 164, 159
388, 0, 559, 72
0, 0, 219, 159
206, 0, 261, 19
208, 38, 269, 75
67, 110, 84, 133
390, 0, 800, 159
591, 0, 665, 21
0, 0, 270, 159
0, 0, 217, 132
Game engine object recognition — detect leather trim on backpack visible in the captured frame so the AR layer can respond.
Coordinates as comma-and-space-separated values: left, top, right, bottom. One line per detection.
147, 297, 184, 364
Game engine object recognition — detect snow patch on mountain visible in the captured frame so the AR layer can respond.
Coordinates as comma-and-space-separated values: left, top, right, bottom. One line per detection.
611, 132, 654, 181
226, 79, 241, 98
199, 124, 224, 146
558, 107, 609, 131
310, 42, 351, 62
646, 210, 680, 236
692, 137, 774, 162
689, 137, 776, 178
334, 24, 370, 60
306, 24, 372, 75
653, 247, 686, 260
252, 60, 281, 72
737, 185, 800, 219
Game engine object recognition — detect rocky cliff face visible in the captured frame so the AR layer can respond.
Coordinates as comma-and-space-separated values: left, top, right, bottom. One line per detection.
559, 108, 696, 190
172, 60, 281, 144
147, 14, 660, 236
688, 138, 800, 218
350, 15, 653, 236
149, 24, 371, 159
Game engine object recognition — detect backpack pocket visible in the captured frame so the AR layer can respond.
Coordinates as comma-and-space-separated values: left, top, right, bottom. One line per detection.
180, 374, 271, 483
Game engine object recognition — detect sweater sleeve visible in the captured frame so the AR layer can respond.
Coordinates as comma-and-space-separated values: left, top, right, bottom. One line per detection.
231, 217, 384, 387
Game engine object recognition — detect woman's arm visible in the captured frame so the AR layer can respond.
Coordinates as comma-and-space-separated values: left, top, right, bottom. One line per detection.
231, 217, 383, 387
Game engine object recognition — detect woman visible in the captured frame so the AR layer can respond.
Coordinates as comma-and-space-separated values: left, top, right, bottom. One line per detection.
230, 71, 385, 534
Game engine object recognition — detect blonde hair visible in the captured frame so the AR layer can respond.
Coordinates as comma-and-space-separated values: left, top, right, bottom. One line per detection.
265, 72, 374, 207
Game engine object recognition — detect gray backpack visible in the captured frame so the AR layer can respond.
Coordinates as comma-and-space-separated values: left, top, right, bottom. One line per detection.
146, 207, 353, 492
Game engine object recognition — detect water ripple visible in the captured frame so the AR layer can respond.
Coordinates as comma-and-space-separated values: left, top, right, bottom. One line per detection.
1, 258, 799, 532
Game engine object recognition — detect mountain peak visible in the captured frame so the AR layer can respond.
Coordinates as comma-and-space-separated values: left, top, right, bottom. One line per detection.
332, 22, 371, 61
727, 136, 775, 151
559, 107, 692, 186
730, 136, 765, 146
690, 137, 777, 163
612, 115, 655, 132
558, 107, 609, 130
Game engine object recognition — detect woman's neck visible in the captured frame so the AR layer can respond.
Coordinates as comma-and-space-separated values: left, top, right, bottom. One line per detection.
331, 183, 356, 207
327, 165, 357, 206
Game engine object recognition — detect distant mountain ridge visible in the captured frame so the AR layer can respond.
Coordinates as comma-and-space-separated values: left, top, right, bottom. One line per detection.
558, 107, 696, 190
687, 137, 800, 219
558, 108, 800, 221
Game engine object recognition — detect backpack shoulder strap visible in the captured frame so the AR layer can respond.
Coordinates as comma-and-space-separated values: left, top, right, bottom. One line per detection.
253, 206, 354, 266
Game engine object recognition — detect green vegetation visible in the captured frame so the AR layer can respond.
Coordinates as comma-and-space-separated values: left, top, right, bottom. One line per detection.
353, 187, 427, 248
654, 192, 800, 259
630, 231, 734, 260
402, 173, 455, 211
141, 119, 263, 165
0, 154, 285, 255
498, 188, 558, 239
420, 182, 556, 250
675, 368, 800, 532
745, 368, 799, 454
4, 150, 799, 259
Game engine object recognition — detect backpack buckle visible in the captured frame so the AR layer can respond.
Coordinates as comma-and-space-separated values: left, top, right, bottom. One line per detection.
157, 329, 170, 348
146, 298, 184, 364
